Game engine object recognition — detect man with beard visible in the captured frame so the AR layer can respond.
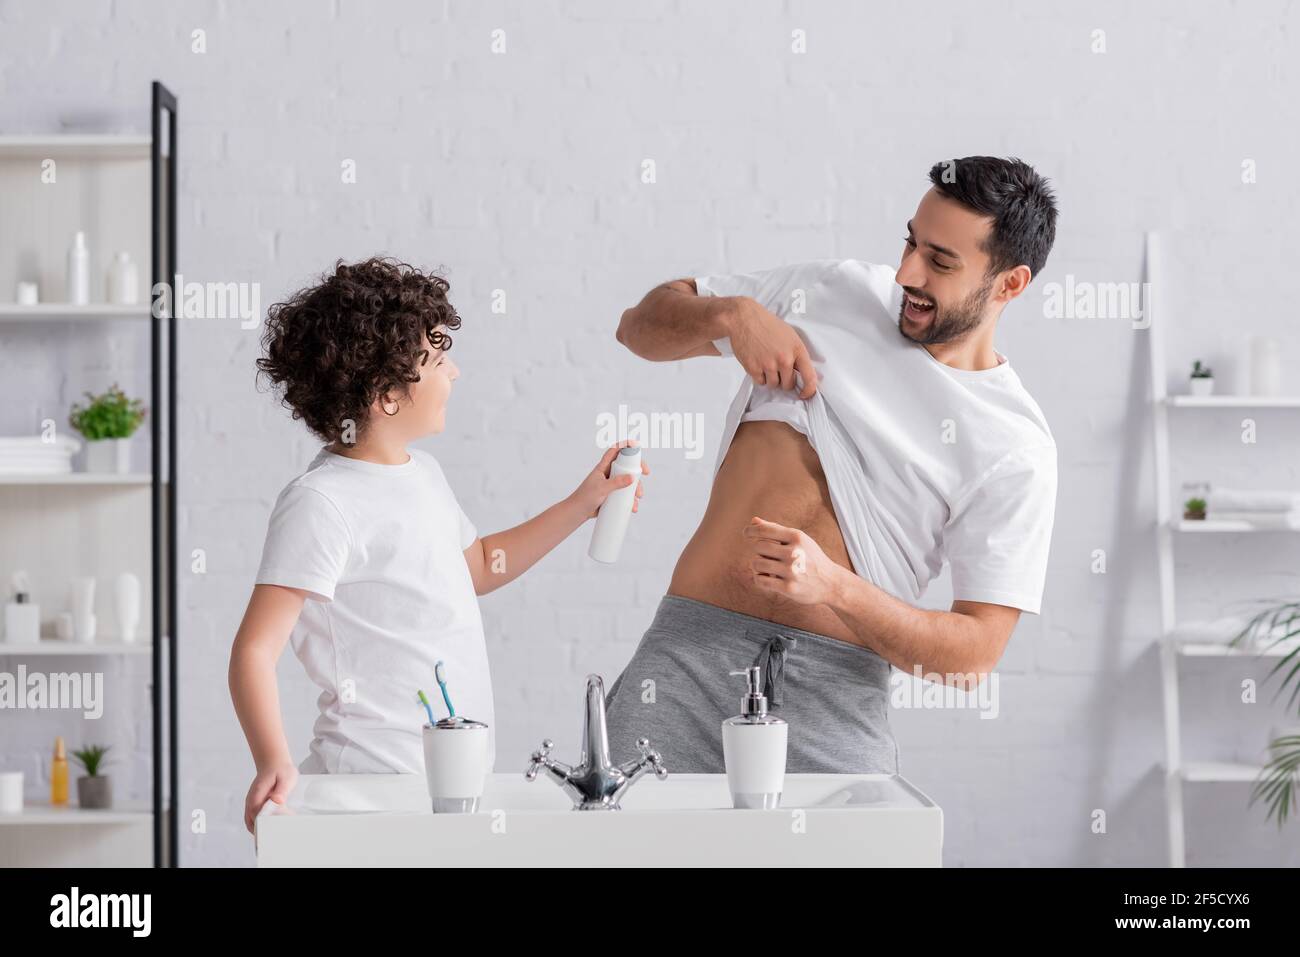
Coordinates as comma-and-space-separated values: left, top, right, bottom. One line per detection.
604, 156, 1059, 776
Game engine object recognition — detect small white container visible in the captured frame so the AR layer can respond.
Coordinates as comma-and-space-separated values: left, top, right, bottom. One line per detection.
3, 598, 40, 644
1189, 377, 1215, 397
422, 717, 490, 813
15, 281, 39, 305
71, 577, 96, 643
1249, 336, 1282, 397
84, 437, 130, 474
3, 572, 40, 644
721, 666, 788, 810
66, 231, 90, 305
115, 572, 140, 643
0, 771, 23, 813
107, 251, 139, 305
588, 446, 641, 564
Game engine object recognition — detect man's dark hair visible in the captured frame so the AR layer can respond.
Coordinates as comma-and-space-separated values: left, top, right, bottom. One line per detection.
927, 156, 1057, 280
257, 257, 461, 443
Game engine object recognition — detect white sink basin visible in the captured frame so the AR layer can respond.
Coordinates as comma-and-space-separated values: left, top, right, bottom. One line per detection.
256, 772, 943, 867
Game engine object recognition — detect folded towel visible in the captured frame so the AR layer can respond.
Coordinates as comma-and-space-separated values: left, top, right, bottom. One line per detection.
0, 435, 80, 451
1207, 488, 1300, 513
1208, 511, 1300, 528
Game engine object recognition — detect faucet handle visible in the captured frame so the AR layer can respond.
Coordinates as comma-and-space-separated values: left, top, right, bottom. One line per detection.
635, 737, 668, 780
524, 739, 555, 781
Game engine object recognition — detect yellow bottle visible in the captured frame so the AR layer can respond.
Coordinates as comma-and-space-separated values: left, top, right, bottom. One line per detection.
50, 736, 69, 806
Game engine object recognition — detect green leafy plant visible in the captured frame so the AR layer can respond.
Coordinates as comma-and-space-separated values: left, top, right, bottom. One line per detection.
1183, 497, 1206, 519
71, 744, 112, 777
68, 385, 146, 440
1229, 601, 1300, 826
1190, 360, 1213, 379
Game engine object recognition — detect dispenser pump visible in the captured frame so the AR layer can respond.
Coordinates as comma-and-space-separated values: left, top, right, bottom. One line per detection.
730, 666, 768, 718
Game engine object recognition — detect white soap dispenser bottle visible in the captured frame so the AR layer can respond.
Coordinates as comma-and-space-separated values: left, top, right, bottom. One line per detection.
588, 445, 641, 564
721, 665, 788, 809
3, 571, 41, 645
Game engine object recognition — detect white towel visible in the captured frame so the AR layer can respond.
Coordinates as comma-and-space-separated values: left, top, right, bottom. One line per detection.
1208, 511, 1300, 529
1207, 488, 1300, 513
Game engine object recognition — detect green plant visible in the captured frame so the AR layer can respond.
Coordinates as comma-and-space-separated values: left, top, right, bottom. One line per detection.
69, 385, 146, 440
1183, 497, 1206, 515
71, 744, 112, 777
1229, 601, 1300, 826
1191, 360, 1213, 379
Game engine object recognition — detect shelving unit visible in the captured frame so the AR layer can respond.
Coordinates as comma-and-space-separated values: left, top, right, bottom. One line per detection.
0, 640, 154, 655
1145, 231, 1300, 868
0, 473, 154, 485
0, 83, 178, 867
0, 304, 151, 322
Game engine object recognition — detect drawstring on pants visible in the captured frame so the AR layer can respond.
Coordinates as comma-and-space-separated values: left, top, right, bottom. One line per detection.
754, 633, 798, 707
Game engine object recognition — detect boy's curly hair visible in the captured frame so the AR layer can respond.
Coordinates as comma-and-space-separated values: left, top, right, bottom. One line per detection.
257, 257, 461, 443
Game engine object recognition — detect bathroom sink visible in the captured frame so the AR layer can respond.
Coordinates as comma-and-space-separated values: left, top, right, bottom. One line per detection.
255, 772, 943, 867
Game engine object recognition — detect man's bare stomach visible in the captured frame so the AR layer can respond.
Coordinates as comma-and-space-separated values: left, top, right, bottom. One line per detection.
668, 420, 862, 646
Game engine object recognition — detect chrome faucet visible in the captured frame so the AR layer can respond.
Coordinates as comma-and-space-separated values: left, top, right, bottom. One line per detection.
524, 673, 668, 810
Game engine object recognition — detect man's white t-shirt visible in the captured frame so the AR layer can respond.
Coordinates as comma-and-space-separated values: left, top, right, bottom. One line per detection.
255, 447, 495, 774
699, 259, 1057, 614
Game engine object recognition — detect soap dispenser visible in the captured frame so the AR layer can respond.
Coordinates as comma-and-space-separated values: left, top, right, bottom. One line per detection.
721, 666, 788, 809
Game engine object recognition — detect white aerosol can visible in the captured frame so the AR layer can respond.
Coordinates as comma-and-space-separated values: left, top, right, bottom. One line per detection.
588, 446, 640, 564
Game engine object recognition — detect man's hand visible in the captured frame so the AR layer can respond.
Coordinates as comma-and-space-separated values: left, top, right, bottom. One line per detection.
723, 298, 819, 399
742, 516, 841, 604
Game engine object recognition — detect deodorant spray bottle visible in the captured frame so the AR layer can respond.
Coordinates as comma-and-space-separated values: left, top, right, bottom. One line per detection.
588, 446, 641, 563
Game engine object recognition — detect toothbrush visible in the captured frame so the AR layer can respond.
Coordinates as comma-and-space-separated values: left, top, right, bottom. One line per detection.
434, 660, 456, 718
417, 690, 436, 726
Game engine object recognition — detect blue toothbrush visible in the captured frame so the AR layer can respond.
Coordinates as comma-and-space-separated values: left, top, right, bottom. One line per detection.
435, 660, 456, 718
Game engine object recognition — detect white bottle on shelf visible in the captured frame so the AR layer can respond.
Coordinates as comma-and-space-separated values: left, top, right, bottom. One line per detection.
66, 231, 90, 305
588, 446, 640, 564
107, 251, 139, 305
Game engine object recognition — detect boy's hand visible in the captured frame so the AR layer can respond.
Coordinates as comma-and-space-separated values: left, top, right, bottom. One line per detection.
244, 761, 299, 834
569, 442, 649, 520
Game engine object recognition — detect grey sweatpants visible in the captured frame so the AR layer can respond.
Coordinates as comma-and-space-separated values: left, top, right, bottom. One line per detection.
604, 594, 900, 774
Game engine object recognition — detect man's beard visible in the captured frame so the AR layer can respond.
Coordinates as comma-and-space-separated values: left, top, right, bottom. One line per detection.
897, 275, 994, 346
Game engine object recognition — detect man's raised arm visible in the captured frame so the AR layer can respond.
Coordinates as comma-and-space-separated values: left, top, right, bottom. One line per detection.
615, 279, 730, 361
616, 277, 819, 397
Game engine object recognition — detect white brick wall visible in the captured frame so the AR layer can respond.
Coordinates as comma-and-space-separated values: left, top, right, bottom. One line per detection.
2, 0, 1298, 866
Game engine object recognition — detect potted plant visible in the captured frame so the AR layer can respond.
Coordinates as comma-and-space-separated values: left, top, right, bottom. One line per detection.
69, 385, 146, 474
72, 744, 113, 810
1183, 496, 1207, 521
1230, 601, 1300, 825
1189, 360, 1215, 397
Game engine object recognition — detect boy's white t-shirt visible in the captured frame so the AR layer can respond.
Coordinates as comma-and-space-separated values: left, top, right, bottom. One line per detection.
255, 447, 495, 774
700, 259, 1057, 614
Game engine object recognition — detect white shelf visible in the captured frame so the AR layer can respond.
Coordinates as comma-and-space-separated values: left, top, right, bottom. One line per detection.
1181, 762, 1265, 783
0, 134, 151, 160
0, 801, 152, 825
0, 640, 154, 656
1168, 395, 1300, 408
1174, 641, 1298, 658
1173, 519, 1299, 533
0, 304, 150, 322
0, 472, 153, 486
